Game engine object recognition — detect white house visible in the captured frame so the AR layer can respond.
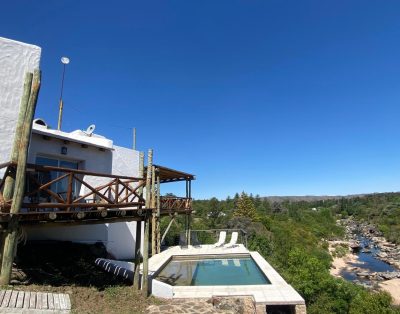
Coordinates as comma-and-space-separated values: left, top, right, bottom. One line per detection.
0, 36, 142, 259
25, 120, 142, 259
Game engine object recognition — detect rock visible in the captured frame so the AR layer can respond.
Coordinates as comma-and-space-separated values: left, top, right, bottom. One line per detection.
357, 272, 371, 277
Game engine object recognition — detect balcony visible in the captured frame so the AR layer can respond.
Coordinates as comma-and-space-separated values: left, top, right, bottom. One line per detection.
0, 162, 195, 226
0, 162, 147, 225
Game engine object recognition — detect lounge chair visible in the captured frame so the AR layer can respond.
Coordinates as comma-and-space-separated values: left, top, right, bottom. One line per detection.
224, 232, 239, 248
213, 231, 226, 247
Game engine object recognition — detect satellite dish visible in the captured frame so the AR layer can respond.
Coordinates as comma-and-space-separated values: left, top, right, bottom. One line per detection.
85, 124, 96, 136
61, 57, 70, 64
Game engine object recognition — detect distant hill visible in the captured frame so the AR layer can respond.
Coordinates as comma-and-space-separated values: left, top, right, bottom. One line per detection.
263, 194, 372, 203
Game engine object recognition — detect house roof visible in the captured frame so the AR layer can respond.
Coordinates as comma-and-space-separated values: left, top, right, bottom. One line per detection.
32, 123, 114, 150
145, 164, 195, 183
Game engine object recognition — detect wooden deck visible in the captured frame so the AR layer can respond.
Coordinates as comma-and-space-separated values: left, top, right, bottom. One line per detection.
0, 290, 70, 313
0, 162, 192, 226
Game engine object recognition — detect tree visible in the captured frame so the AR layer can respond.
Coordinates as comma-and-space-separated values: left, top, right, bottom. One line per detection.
207, 197, 225, 227
234, 192, 258, 221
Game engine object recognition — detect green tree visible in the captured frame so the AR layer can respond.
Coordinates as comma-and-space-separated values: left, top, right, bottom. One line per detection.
207, 197, 223, 227
234, 192, 258, 221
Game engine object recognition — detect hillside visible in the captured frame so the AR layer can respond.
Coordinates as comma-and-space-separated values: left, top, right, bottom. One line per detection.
262, 194, 365, 203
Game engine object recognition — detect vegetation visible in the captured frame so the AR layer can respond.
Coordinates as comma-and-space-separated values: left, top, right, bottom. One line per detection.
183, 192, 400, 313
335, 192, 400, 244
234, 192, 259, 221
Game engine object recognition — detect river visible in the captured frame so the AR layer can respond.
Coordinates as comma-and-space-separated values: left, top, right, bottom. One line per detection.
341, 235, 397, 284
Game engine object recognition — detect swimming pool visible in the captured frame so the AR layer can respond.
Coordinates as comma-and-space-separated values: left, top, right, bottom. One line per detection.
155, 255, 271, 286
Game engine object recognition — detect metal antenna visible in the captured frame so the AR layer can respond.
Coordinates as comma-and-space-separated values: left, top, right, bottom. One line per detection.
57, 57, 70, 130
133, 127, 137, 150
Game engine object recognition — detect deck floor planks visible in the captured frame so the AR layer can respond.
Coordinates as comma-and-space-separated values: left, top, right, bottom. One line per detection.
29, 291, 36, 309
64, 294, 71, 310
0, 291, 5, 306
59, 294, 66, 310
0, 290, 70, 312
23, 291, 30, 309
41, 292, 48, 309
36, 292, 42, 309
1, 290, 12, 308
48, 293, 54, 310
53, 293, 61, 310
15, 291, 24, 308
8, 290, 18, 308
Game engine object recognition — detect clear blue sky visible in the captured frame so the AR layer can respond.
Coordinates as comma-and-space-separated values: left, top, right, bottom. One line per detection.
2, 1, 400, 199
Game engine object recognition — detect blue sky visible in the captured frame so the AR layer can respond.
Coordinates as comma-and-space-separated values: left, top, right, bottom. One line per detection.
2, 1, 400, 199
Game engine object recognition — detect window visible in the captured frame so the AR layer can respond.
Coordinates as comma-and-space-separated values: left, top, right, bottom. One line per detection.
32, 156, 80, 202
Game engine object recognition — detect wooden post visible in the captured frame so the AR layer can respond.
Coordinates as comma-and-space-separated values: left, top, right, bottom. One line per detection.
156, 175, 161, 253
138, 152, 144, 196
132, 151, 144, 289
0, 73, 33, 268
188, 180, 192, 246
142, 149, 152, 296
185, 180, 189, 245
151, 166, 156, 256
0, 70, 41, 285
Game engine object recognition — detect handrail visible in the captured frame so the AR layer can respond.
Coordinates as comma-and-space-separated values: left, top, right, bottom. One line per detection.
26, 163, 143, 181
160, 196, 192, 201
1, 163, 146, 213
160, 196, 192, 211
0, 162, 12, 170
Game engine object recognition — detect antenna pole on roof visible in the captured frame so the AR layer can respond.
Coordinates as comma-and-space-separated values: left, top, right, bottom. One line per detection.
57, 57, 70, 131
133, 127, 136, 150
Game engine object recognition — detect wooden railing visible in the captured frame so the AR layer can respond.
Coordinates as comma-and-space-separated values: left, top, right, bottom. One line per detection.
0, 162, 146, 213
0, 162, 193, 224
160, 196, 192, 212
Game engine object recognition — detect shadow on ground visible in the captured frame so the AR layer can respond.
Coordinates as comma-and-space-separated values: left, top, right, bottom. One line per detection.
14, 241, 130, 289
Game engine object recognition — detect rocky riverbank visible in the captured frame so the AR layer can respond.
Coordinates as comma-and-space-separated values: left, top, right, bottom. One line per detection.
339, 218, 400, 269
329, 218, 400, 304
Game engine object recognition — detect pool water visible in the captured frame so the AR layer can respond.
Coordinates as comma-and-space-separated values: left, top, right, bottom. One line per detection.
155, 257, 271, 286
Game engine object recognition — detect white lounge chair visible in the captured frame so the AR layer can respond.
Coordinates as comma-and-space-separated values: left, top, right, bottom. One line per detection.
213, 231, 226, 247
224, 232, 239, 248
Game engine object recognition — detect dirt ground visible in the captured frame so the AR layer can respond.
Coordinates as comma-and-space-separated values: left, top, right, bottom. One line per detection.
8, 241, 161, 314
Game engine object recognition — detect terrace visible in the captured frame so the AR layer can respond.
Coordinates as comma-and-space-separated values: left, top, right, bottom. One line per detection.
0, 161, 194, 227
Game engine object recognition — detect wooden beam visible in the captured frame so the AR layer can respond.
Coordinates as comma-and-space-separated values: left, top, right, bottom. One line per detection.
161, 216, 175, 244
1, 73, 33, 207
142, 149, 152, 296
0, 70, 41, 285
156, 175, 161, 253
0, 74, 32, 268
133, 151, 144, 290
151, 166, 156, 256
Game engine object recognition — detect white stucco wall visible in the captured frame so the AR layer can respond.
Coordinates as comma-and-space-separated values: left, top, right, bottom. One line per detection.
26, 132, 112, 245
25, 138, 141, 259
106, 145, 140, 259
0, 37, 41, 177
